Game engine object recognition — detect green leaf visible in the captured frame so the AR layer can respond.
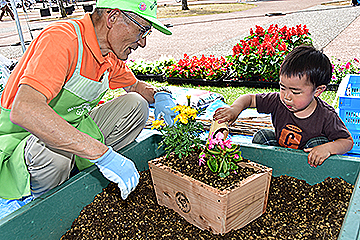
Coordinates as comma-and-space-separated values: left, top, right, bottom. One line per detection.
218, 159, 224, 174
222, 161, 228, 174
207, 158, 218, 172
229, 162, 238, 170
219, 172, 227, 178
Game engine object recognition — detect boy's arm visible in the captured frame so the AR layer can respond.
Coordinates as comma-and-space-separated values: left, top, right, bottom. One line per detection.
304, 136, 354, 167
213, 94, 256, 125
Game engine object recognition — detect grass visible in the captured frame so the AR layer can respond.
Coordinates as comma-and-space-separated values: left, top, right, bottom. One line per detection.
103, 81, 337, 107
157, 3, 256, 19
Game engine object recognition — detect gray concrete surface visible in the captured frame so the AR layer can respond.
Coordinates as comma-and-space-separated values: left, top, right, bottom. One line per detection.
0, 0, 359, 64
197, 4, 360, 58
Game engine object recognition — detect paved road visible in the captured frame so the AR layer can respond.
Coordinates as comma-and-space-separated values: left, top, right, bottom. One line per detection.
0, 0, 359, 64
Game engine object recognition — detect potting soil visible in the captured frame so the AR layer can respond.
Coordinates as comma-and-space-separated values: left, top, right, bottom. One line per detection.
61, 152, 353, 239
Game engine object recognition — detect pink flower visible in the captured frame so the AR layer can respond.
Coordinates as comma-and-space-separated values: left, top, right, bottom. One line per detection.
215, 132, 224, 141
199, 153, 206, 166
213, 132, 225, 149
234, 154, 239, 159
224, 139, 232, 149
208, 133, 222, 149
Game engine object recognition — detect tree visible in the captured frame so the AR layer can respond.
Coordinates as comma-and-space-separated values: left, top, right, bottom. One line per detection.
57, 0, 67, 18
182, 0, 189, 10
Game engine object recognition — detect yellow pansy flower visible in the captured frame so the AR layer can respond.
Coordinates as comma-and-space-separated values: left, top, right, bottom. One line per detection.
183, 106, 198, 119
151, 120, 165, 130
174, 113, 189, 124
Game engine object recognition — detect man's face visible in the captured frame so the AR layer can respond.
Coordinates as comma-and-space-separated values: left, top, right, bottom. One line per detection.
279, 75, 319, 117
107, 11, 151, 60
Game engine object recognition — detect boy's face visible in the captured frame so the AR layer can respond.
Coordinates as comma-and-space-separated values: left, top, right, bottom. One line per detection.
279, 75, 325, 118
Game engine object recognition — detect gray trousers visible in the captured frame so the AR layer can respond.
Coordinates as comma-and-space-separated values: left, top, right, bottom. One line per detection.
24, 92, 149, 198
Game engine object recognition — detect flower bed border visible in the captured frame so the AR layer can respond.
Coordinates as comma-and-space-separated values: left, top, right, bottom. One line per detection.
224, 79, 280, 89
165, 77, 223, 87
135, 73, 165, 82
164, 77, 339, 91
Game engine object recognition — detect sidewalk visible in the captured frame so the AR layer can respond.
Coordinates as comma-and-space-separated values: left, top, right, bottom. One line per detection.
0, 0, 359, 63
130, 0, 360, 62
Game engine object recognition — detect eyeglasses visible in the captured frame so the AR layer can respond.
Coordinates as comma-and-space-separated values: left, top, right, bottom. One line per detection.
121, 11, 152, 39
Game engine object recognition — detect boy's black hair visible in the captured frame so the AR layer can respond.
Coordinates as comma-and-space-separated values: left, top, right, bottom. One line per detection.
280, 45, 332, 87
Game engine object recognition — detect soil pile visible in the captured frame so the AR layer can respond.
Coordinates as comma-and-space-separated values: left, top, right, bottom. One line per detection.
62, 170, 353, 239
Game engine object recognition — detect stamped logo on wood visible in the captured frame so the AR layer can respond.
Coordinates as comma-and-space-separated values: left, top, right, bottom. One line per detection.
175, 192, 191, 213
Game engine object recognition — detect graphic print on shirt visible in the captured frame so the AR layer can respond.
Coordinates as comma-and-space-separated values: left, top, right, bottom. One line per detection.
279, 124, 303, 149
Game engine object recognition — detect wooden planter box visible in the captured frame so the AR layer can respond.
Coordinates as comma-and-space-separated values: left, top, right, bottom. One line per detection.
149, 159, 273, 234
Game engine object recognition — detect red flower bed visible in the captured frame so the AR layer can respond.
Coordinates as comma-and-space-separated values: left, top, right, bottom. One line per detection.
230, 24, 312, 82
165, 54, 232, 81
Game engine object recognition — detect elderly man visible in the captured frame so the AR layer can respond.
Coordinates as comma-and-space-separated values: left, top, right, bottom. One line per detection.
0, 0, 175, 201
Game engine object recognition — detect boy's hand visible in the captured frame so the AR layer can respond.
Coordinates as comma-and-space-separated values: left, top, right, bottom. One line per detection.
213, 106, 239, 125
304, 137, 353, 167
303, 145, 331, 167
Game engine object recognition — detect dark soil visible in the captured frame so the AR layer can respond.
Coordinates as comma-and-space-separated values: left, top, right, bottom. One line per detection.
62, 171, 353, 239
156, 149, 260, 191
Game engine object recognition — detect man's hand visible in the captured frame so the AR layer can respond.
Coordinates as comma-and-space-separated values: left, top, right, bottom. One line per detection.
91, 147, 140, 200
154, 91, 176, 126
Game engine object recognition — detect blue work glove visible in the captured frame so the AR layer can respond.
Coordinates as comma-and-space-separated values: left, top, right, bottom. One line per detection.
154, 91, 177, 127
90, 147, 140, 200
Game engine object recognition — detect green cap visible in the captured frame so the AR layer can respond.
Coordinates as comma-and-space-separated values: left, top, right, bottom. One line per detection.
96, 0, 172, 35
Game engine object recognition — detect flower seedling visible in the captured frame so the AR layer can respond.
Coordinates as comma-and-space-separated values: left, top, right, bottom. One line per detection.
151, 104, 204, 159
331, 57, 360, 84
199, 132, 243, 178
165, 54, 231, 80
126, 56, 176, 75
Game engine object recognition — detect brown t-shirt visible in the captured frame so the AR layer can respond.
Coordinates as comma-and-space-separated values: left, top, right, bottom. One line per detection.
256, 92, 351, 149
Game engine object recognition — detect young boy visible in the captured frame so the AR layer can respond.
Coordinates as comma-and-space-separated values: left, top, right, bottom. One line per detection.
213, 45, 353, 167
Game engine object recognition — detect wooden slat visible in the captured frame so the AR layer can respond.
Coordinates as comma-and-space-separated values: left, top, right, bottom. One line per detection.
226, 173, 269, 230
